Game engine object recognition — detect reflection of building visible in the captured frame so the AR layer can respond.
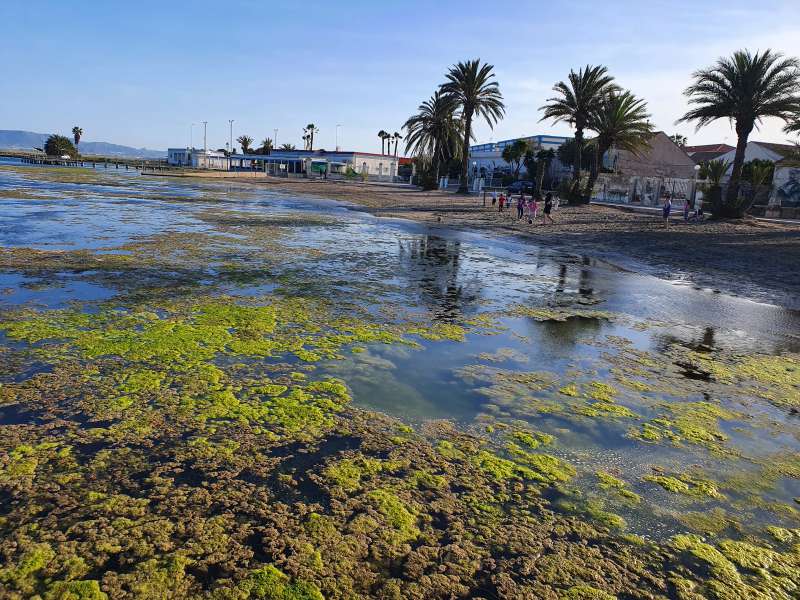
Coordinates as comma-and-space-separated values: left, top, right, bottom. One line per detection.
469, 134, 570, 181
167, 148, 230, 170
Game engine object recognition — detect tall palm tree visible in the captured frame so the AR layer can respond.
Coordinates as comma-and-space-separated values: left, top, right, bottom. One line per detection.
403, 91, 464, 185
539, 65, 618, 192
440, 59, 505, 193
678, 49, 800, 216
71, 126, 83, 148
785, 114, 800, 136
585, 90, 654, 195
280, 143, 296, 151
303, 124, 319, 151
236, 135, 253, 154
392, 132, 402, 156
378, 129, 389, 155
258, 137, 273, 155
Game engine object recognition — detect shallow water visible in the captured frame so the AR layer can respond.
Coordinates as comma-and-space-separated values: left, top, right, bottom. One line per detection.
0, 159, 798, 567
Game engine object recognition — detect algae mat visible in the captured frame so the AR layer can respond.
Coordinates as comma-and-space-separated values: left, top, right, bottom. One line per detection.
0, 161, 799, 599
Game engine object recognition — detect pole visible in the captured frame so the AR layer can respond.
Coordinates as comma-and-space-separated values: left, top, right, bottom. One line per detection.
202, 121, 208, 153
336, 124, 341, 152
229, 120, 234, 155
190, 123, 194, 149
274, 128, 278, 148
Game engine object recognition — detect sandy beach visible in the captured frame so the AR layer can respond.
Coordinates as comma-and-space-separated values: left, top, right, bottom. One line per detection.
251, 177, 800, 308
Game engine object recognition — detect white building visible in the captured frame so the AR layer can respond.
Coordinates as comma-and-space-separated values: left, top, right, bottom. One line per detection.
469, 134, 570, 180
228, 149, 400, 181
715, 141, 798, 178
167, 148, 230, 170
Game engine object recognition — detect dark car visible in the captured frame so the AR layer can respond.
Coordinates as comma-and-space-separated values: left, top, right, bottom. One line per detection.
506, 180, 534, 194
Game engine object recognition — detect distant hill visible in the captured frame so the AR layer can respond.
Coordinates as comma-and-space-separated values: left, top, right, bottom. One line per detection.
0, 130, 166, 159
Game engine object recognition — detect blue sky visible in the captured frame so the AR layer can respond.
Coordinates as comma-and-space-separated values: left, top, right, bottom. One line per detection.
2, 0, 799, 152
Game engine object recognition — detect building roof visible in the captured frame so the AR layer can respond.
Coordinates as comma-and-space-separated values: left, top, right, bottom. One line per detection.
753, 141, 799, 158
684, 143, 735, 154
689, 150, 729, 164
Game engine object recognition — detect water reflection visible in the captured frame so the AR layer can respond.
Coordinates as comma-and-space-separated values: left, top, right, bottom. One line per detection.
398, 235, 482, 320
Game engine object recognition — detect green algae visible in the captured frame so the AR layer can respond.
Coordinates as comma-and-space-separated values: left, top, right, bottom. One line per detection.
366, 489, 420, 545
237, 565, 324, 600
561, 584, 616, 599
596, 472, 641, 504
510, 429, 554, 449
323, 457, 384, 491
645, 473, 723, 499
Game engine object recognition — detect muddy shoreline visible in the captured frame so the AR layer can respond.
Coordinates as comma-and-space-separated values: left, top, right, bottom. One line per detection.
246, 177, 800, 309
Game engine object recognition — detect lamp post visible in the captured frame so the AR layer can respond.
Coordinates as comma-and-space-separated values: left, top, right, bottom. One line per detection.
190, 123, 196, 150
228, 120, 234, 155
274, 128, 278, 148
202, 121, 207, 153
692, 163, 701, 210
336, 124, 342, 152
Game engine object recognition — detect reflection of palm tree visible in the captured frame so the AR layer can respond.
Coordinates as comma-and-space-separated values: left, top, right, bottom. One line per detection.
398, 235, 481, 320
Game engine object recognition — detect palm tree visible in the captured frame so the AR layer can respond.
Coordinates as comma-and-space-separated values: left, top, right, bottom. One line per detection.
377, 130, 389, 154
237, 135, 253, 154
535, 148, 556, 193
280, 143, 296, 151
258, 137, 273, 155
539, 65, 618, 195
303, 124, 319, 151
678, 49, 800, 216
785, 114, 800, 136
71, 126, 83, 148
585, 90, 654, 195
403, 91, 464, 187
669, 133, 688, 148
392, 132, 402, 156
440, 59, 505, 193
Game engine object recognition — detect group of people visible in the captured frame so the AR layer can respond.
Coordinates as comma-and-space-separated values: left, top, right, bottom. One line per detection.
661, 195, 705, 226
493, 191, 557, 225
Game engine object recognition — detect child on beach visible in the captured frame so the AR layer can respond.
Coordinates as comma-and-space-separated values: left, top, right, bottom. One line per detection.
517, 194, 525, 220
499, 194, 505, 212
663, 195, 672, 227
530, 195, 539, 222
542, 193, 555, 224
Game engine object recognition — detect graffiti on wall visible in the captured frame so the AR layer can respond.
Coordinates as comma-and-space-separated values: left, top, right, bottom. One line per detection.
771, 166, 800, 207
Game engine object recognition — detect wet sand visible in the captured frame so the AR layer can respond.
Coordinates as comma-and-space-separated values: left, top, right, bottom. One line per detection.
253, 177, 800, 309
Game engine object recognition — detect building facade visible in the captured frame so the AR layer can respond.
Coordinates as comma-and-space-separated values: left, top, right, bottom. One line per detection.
593, 132, 698, 207
469, 134, 570, 181
167, 148, 230, 170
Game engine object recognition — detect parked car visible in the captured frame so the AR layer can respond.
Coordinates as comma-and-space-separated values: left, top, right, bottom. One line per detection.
506, 180, 534, 194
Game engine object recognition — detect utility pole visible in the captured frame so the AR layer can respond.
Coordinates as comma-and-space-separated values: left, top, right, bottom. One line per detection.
274, 128, 278, 148
336, 124, 341, 152
190, 123, 195, 149
229, 120, 234, 155
202, 121, 208, 153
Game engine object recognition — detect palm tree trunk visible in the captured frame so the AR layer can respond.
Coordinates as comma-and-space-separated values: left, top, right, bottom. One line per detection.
725, 123, 752, 216
457, 111, 473, 194
584, 143, 607, 199
573, 128, 583, 183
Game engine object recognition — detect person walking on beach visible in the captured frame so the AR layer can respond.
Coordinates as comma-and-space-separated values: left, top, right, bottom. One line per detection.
663, 195, 672, 227
499, 193, 505, 212
530, 194, 539, 223
542, 192, 555, 225
517, 193, 525, 220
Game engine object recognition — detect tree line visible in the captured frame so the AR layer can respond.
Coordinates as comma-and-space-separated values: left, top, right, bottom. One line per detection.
403, 49, 800, 218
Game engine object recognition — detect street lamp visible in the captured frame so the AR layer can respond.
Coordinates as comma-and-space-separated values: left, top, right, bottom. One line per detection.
228, 120, 234, 155
274, 128, 278, 148
692, 163, 702, 209
202, 121, 208, 153
336, 124, 342, 152
190, 123, 196, 149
